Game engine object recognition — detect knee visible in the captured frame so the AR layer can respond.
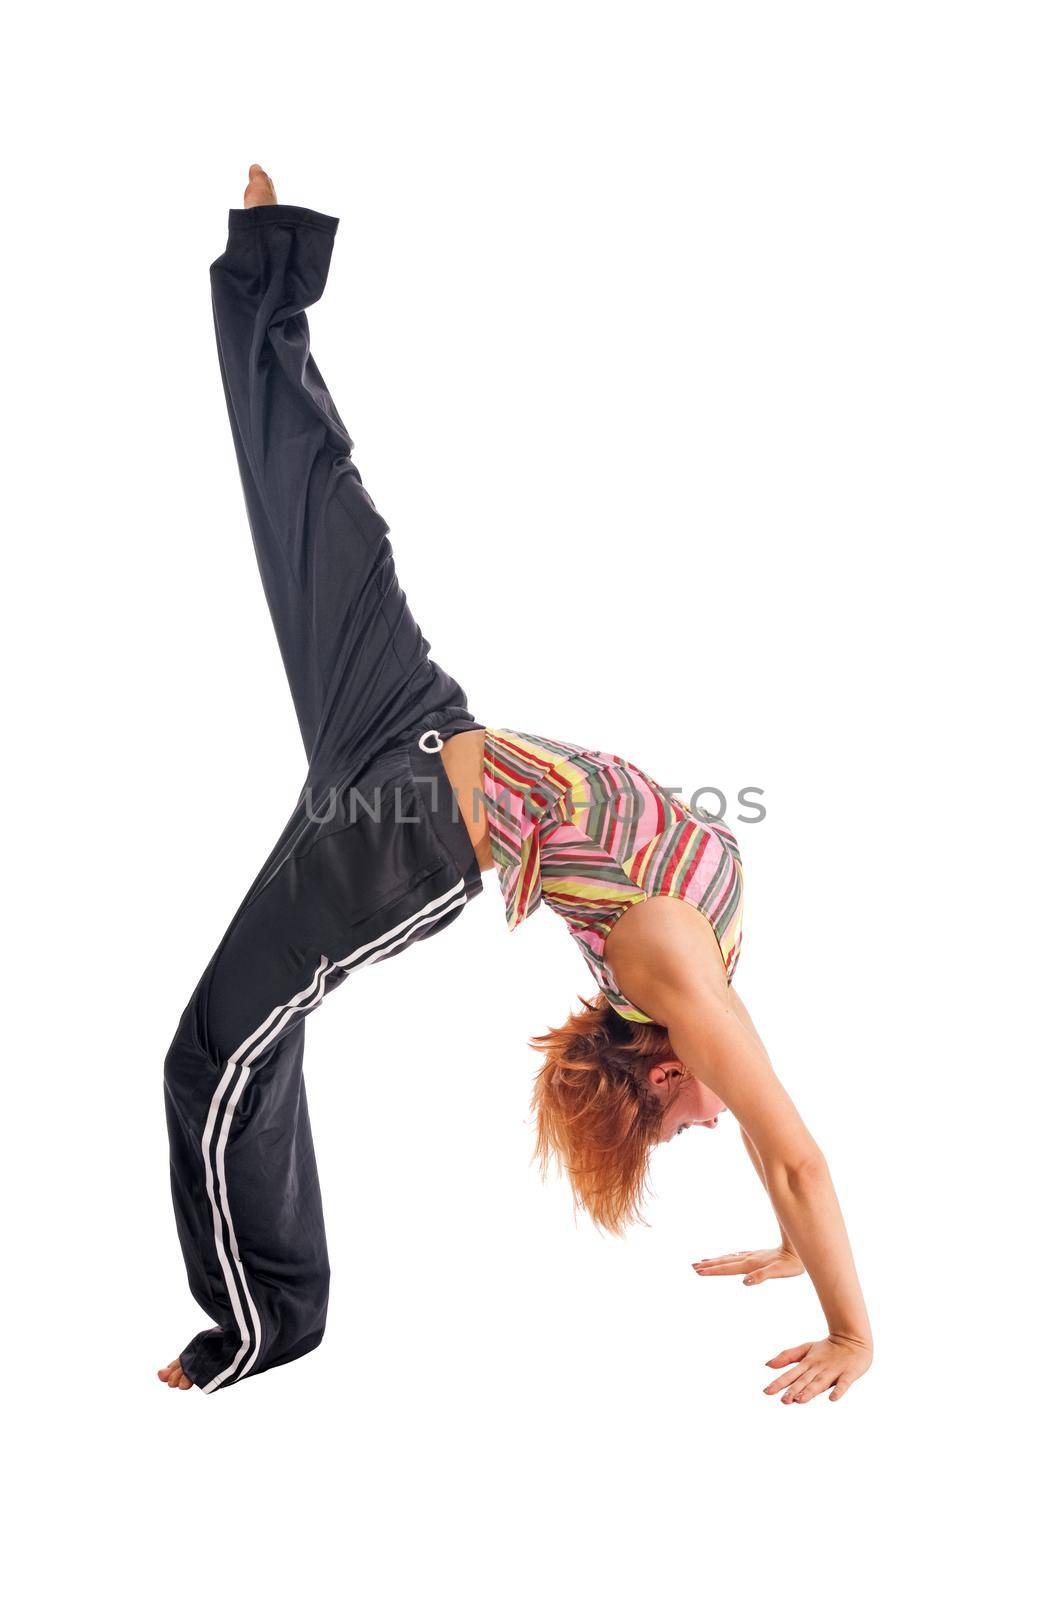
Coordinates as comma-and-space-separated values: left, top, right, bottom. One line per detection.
164, 1008, 191, 1086
163, 997, 225, 1095
305, 1266, 331, 1337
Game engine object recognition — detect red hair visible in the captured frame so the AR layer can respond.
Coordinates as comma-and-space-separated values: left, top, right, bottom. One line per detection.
530, 993, 678, 1233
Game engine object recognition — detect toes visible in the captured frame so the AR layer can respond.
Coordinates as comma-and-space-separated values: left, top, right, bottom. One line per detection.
246, 164, 276, 198
159, 1356, 193, 1389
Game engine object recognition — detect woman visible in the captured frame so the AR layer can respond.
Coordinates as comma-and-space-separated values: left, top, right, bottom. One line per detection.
159, 167, 872, 1403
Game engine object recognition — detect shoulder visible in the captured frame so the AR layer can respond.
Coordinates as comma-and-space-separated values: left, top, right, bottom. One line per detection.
604, 896, 730, 1026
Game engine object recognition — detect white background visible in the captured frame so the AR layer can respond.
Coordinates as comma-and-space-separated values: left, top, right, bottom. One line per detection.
3, 3, 1059, 1595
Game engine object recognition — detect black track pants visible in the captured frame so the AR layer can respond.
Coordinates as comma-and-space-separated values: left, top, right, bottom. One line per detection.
164, 206, 482, 1392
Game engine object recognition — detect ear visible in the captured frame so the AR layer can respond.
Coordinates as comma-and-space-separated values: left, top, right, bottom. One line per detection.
646, 1059, 683, 1089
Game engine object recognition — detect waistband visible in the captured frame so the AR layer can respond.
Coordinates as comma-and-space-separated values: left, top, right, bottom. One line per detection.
302, 710, 484, 897
405, 724, 484, 903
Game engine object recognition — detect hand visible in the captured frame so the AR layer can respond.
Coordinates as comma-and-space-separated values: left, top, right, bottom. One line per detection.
763, 1335, 873, 1404
691, 1245, 804, 1286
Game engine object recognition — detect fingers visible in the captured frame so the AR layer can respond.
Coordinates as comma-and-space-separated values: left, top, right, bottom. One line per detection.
693, 1251, 800, 1286
766, 1363, 828, 1403
767, 1361, 846, 1404
692, 1253, 756, 1276
765, 1344, 811, 1369
763, 1342, 864, 1404
790, 1369, 833, 1404
764, 1361, 808, 1396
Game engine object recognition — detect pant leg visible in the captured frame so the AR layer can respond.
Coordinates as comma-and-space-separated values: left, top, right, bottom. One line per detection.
166, 204, 484, 1393
210, 204, 475, 780
165, 754, 480, 1392
166, 1003, 326, 1391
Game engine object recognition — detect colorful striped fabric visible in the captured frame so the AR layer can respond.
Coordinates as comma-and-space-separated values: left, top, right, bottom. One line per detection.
481, 729, 744, 1023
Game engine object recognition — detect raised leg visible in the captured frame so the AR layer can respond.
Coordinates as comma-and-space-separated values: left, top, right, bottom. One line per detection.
210, 189, 473, 782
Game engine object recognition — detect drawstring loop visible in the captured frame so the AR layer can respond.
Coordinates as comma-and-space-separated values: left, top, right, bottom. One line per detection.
418, 729, 444, 754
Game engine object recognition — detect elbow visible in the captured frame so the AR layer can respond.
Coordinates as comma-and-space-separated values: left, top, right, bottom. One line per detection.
779, 1145, 829, 1194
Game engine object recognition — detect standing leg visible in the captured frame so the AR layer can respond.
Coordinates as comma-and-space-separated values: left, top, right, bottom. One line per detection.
165, 760, 478, 1392
166, 1001, 325, 1392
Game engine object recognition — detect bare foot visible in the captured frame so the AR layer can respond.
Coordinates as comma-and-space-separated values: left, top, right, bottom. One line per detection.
157, 1357, 194, 1391
243, 163, 277, 208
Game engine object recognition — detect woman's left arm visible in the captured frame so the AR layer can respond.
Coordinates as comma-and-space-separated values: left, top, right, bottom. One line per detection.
608, 909, 873, 1404
674, 991, 872, 1401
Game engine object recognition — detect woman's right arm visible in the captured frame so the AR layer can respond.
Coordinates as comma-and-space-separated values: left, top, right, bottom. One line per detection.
692, 1127, 805, 1284
664, 986, 871, 1345
607, 900, 873, 1402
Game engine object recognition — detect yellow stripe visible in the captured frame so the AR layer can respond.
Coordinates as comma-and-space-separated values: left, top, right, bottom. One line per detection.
548, 879, 643, 907
490, 732, 562, 771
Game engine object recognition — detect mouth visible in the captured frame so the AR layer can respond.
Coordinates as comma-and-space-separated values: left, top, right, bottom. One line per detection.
670, 1116, 720, 1142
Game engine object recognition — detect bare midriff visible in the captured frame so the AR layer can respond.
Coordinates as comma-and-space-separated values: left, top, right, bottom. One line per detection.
441, 729, 494, 873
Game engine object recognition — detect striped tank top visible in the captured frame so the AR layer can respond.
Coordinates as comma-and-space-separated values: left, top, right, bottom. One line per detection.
481, 729, 744, 1023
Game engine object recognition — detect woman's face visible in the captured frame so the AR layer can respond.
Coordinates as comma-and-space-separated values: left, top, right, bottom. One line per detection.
648, 1061, 727, 1143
